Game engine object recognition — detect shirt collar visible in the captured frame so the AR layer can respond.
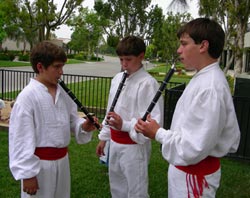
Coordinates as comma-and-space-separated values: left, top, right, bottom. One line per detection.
194, 62, 219, 78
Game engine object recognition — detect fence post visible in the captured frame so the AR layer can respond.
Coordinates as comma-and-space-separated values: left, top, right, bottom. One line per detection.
230, 74, 250, 160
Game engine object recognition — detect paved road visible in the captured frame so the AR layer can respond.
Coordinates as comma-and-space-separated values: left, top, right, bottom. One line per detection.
5, 55, 155, 77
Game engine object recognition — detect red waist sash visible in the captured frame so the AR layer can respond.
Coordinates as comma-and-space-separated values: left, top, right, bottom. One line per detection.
34, 147, 68, 160
175, 156, 220, 198
110, 128, 137, 144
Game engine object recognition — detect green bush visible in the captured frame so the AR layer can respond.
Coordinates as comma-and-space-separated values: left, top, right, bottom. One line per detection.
0, 53, 10, 60
90, 56, 101, 61
226, 75, 235, 94
67, 54, 75, 59
74, 53, 87, 61
18, 54, 29, 61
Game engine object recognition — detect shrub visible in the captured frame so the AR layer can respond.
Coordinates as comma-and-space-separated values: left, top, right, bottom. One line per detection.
226, 75, 235, 94
67, 54, 75, 59
0, 53, 10, 60
74, 53, 87, 60
18, 54, 29, 61
90, 56, 101, 61
0, 52, 15, 61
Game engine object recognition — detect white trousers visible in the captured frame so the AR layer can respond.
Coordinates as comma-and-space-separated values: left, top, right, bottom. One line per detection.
21, 154, 70, 198
168, 164, 221, 198
109, 140, 151, 198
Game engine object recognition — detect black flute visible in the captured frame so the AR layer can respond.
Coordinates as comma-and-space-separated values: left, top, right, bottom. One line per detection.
106, 70, 128, 123
142, 64, 176, 121
58, 79, 101, 130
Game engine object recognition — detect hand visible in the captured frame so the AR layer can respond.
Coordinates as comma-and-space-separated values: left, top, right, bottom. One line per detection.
96, 140, 106, 157
105, 112, 122, 130
23, 176, 39, 195
134, 114, 160, 139
82, 116, 100, 132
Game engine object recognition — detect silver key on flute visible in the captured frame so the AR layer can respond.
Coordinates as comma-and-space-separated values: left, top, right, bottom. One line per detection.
141, 63, 176, 121
58, 79, 101, 130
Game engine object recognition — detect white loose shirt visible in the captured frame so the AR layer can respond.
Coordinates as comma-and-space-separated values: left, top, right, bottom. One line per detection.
9, 78, 92, 180
99, 67, 164, 144
156, 63, 240, 166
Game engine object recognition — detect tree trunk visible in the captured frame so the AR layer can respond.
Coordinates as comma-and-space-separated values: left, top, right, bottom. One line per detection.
22, 40, 27, 55
223, 52, 234, 75
234, 22, 245, 76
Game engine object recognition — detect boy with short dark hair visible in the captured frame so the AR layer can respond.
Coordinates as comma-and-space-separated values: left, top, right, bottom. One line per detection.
96, 35, 163, 198
9, 41, 97, 198
135, 18, 240, 198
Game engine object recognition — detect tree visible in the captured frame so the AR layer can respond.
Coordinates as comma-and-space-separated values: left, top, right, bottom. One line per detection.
152, 12, 191, 63
94, 0, 164, 41
67, 8, 103, 57
0, 10, 7, 50
0, 0, 21, 50
1, 0, 84, 50
23, 0, 84, 42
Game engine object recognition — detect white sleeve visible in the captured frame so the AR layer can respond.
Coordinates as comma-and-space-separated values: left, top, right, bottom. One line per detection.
9, 102, 40, 180
69, 102, 93, 144
156, 89, 226, 166
128, 78, 164, 144
98, 117, 111, 141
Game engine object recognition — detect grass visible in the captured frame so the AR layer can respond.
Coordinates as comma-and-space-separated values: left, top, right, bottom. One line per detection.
1, 131, 250, 197
0, 60, 31, 67
0, 59, 85, 68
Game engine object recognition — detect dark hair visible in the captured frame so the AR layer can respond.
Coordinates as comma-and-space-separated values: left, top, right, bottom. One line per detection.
177, 18, 225, 59
30, 41, 67, 73
116, 36, 146, 56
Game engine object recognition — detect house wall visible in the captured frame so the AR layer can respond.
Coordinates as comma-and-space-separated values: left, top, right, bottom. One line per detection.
244, 32, 250, 48
243, 32, 250, 72
2, 38, 31, 51
2, 38, 68, 52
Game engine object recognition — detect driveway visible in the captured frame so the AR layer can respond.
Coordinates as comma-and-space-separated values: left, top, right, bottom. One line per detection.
4, 55, 155, 77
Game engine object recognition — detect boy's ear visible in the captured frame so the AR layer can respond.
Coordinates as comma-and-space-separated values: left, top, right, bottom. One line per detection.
36, 62, 43, 73
139, 52, 145, 60
200, 40, 209, 53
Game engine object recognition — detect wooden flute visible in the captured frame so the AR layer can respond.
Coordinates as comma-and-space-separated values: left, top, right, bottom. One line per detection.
142, 63, 176, 121
106, 70, 128, 123
58, 79, 101, 130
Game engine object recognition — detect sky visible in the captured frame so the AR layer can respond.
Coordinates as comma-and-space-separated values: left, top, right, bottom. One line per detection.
54, 0, 199, 39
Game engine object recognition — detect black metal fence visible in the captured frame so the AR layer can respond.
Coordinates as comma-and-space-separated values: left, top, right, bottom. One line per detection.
164, 83, 186, 129
2, 69, 250, 160
0, 69, 183, 123
230, 96, 250, 160
0, 69, 113, 118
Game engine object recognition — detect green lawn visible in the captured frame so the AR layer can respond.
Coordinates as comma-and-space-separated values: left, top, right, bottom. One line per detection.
0, 60, 31, 67
1, 131, 250, 197
0, 59, 85, 68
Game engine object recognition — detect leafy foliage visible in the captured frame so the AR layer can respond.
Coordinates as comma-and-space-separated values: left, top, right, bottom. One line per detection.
94, 0, 164, 40
67, 8, 103, 55
152, 12, 192, 63
0, 0, 84, 50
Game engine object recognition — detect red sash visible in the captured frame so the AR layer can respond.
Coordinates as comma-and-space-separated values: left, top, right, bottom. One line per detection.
34, 147, 68, 160
175, 156, 220, 198
110, 128, 137, 144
